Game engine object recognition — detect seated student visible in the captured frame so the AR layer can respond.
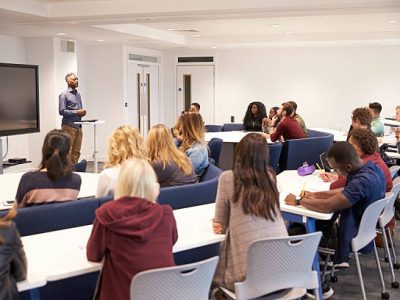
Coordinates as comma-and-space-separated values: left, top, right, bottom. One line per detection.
15, 129, 81, 207
212, 133, 288, 296
322, 128, 392, 192
264, 102, 306, 142
147, 124, 198, 187
368, 102, 384, 137
96, 125, 147, 197
189, 102, 201, 113
0, 208, 27, 300
242, 101, 267, 132
288, 101, 308, 137
268, 106, 279, 120
87, 158, 178, 300
285, 142, 386, 297
346, 107, 372, 140
180, 113, 209, 176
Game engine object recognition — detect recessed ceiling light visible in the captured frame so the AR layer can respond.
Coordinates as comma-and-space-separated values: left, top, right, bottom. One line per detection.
285, 31, 293, 34
210, 46, 217, 49
271, 24, 280, 27
167, 28, 176, 31
56, 33, 66, 36
387, 28, 396, 31
192, 34, 200, 37
97, 39, 105, 42
387, 20, 398, 23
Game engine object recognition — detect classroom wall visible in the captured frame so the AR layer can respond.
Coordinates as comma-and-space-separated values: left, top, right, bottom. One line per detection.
211, 45, 400, 129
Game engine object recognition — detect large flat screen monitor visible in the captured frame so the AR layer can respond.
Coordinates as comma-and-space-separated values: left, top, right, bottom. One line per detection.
0, 63, 40, 137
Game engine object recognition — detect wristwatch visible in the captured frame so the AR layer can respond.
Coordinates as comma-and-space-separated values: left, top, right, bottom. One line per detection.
295, 196, 302, 206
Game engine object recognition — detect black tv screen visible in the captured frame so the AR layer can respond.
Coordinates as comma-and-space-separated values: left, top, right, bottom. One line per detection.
0, 63, 40, 137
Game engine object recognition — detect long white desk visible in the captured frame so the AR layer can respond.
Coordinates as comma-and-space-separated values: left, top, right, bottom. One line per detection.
18, 203, 223, 295
0, 172, 99, 210
205, 131, 273, 170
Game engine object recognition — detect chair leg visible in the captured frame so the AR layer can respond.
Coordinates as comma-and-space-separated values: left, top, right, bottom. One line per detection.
382, 228, 399, 288
354, 251, 367, 300
373, 241, 390, 299
387, 229, 400, 269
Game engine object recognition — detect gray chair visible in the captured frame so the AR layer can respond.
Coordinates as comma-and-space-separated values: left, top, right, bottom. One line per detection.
321, 195, 392, 300
130, 256, 219, 300
220, 232, 322, 300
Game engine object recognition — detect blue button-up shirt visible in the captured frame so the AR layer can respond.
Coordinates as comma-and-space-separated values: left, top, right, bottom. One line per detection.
59, 87, 83, 128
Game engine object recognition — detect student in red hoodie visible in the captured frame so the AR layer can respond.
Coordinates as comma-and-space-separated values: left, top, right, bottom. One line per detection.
87, 158, 178, 300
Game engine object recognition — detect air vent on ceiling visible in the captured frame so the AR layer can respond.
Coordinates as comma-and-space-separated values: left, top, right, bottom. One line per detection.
129, 54, 159, 63
61, 40, 75, 53
178, 56, 214, 63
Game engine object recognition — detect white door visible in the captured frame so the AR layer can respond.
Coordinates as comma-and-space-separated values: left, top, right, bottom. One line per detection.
176, 65, 215, 124
128, 63, 159, 137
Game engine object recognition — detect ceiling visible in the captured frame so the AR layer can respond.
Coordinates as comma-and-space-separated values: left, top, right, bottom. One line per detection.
1, 0, 400, 50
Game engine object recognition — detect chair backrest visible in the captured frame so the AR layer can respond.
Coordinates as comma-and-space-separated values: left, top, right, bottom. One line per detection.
222, 123, 243, 131
205, 124, 223, 132
389, 165, 400, 179
352, 194, 392, 252
157, 164, 222, 209
73, 159, 88, 172
208, 138, 223, 166
379, 177, 400, 228
130, 256, 219, 300
268, 143, 282, 173
234, 232, 322, 300
278, 134, 334, 172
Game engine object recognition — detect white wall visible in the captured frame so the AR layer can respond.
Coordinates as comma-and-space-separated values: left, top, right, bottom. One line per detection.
81, 44, 124, 161
0, 35, 30, 163
211, 45, 400, 130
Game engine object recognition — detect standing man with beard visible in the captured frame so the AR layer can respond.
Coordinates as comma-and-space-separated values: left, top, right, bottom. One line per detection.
59, 72, 86, 163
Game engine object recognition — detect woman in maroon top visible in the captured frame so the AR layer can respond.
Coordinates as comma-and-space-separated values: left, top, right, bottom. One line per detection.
87, 158, 178, 300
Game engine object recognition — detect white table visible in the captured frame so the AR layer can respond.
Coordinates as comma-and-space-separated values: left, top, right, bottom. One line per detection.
0, 172, 99, 210
205, 131, 272, 170
384, 118, 400, 128
75, 120, 105, 173
18, 203, 223, 293
311, 127, 347, 142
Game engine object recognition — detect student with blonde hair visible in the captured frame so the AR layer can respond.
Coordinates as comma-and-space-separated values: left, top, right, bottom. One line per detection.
87, 158, 178, 300
147, 124, 198, 187
96, 125, 147, 197
0, 208, 27, 300
180, 113, 209, 176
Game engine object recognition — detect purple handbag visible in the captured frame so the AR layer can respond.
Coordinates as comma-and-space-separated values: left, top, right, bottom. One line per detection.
297, 163, 315, 176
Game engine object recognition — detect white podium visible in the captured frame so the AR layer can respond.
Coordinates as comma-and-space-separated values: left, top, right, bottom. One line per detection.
74, 120, 105, 173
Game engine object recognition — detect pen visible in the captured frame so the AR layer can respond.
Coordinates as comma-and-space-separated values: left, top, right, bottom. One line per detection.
300, 182, 306, 198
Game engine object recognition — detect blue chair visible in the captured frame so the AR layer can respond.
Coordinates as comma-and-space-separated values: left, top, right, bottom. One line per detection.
205, 124, 223, 132
222, 123, 243, 131
157, 164, 222, 209
268, 143, 282, 173
73, 159, 88, 172
208, 138, 223, 166
279, 131, 334, 172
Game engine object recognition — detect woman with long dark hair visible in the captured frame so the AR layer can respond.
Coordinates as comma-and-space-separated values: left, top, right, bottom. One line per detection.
211, 133, 288, 294
15, 129, 81, 207
243, 101, 267, 131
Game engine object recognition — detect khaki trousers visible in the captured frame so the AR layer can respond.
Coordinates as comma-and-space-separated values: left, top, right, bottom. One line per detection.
62, 125, 83, 164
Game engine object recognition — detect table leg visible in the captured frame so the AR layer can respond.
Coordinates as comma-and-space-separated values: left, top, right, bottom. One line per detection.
305, 219, 323, 300
93, 124, 98, 173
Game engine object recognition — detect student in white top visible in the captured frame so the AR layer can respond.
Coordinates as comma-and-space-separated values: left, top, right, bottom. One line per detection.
96, 125, 147, 197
